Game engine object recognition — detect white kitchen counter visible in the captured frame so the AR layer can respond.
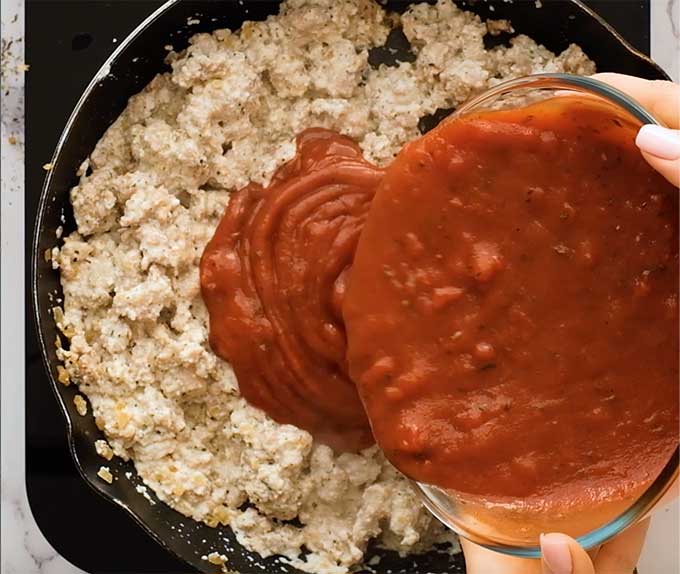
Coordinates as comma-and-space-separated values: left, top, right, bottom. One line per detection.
2, 1, 678, 572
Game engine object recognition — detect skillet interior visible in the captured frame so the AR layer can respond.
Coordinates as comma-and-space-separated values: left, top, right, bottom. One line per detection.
32, 1, 669, 572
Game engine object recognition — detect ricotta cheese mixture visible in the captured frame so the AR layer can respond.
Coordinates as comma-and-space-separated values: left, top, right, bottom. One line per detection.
52, 1, 594, 572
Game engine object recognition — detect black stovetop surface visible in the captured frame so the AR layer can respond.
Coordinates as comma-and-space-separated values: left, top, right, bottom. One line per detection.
25, 2, 651, 573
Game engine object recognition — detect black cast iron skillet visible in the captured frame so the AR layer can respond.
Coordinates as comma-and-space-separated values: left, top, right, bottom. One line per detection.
32, 1, 670, 573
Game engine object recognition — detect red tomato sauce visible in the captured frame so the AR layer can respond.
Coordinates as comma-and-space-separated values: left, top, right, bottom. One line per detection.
344, 97, 679, 506
200, 128, 383, 451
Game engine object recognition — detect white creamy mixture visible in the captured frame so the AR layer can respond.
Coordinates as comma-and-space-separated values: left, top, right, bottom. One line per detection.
52, 1, 594, 572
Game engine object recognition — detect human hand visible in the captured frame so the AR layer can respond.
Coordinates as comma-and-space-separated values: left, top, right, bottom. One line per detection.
461, 518, 650, 574
593, 73, 680, 187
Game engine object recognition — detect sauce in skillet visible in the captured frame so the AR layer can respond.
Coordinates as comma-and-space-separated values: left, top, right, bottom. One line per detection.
201, 129, 383, 451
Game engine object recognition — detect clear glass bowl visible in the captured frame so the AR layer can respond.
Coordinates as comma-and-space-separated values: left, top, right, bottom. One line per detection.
412, 73, 679, 558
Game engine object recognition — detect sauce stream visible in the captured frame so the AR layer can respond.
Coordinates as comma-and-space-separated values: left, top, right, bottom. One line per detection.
344, 97, 679, 506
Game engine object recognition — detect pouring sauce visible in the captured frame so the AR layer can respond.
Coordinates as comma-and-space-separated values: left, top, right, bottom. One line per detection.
344, 97, 679, 507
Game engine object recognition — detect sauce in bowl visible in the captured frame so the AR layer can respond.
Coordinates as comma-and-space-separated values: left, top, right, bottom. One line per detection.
344, 97, 679, 512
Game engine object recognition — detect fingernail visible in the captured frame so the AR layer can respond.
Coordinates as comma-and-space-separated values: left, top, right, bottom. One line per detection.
540, 533, 573, 574
636, 125, 680, 160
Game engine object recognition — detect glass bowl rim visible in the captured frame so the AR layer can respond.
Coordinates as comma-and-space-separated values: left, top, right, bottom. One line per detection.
415, 72, 678, 558
453, 72, 666, 127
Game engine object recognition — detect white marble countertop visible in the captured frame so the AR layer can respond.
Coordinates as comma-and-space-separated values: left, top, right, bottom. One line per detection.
1, 1, 678, 573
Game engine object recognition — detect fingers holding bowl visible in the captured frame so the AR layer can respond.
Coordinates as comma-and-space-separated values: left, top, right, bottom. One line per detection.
592, 73, 680, 186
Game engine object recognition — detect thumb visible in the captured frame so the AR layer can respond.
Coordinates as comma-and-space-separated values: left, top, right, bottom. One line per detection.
635, 125, 680, 187
541, 533, 595, 574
